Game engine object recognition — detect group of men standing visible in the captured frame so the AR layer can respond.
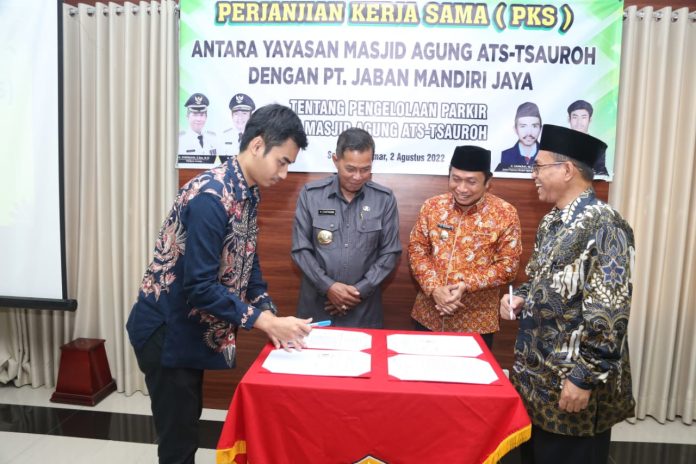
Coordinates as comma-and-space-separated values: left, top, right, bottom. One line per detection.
127, 103, 635, 464
290, 129, 520, 354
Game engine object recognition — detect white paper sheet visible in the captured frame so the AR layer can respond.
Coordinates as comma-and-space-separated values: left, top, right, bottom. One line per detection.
262, 349, 371, 377
388, 354, 498, 384
304, 328, 372, 351
386, 334, 483, 357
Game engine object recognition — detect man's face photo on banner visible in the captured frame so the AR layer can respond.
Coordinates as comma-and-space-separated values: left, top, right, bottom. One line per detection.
177, 1, 623, 180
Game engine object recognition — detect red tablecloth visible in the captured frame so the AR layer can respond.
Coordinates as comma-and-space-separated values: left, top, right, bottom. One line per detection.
217, 329, 530, 464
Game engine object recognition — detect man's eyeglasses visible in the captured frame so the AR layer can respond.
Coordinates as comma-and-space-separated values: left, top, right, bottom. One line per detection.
531, 162, 566, 175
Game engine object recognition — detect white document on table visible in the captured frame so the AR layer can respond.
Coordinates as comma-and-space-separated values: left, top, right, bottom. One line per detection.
304, 328, 372, 351
388, 354, 498, 384
386, 333, 482, 357
262, 349, 371, 377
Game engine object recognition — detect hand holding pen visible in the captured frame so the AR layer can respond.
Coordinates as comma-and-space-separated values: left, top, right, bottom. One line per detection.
500, 286, 523, 321
285, 320, 332, 349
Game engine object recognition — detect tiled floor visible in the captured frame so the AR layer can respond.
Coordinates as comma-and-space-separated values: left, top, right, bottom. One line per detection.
0, 385, 221, 464
0, 384, 694, 463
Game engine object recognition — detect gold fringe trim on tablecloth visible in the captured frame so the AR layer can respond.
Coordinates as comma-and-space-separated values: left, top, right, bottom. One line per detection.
482, 424, 532, 464
217, 440, 247, 464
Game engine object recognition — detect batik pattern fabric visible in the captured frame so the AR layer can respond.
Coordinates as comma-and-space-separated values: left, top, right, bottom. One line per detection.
127, 157, 275, 370
409, 192, 521, 333
511, 189, 636, 436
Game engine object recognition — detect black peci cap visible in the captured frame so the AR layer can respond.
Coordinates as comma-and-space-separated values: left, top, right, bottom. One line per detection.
539, 124, 606, 167
450, 145, 491, 172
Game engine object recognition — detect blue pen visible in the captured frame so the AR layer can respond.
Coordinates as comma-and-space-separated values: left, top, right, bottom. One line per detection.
309, 320, 332, 327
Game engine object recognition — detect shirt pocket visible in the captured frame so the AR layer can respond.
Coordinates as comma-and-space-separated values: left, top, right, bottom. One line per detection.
358, 218, 382, 251
312, 216, 339, 250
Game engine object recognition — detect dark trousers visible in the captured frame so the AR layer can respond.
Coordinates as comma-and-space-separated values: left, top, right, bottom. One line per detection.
411, 318, 494, 350
134, 326, 204, 464
520, 425, 612, 464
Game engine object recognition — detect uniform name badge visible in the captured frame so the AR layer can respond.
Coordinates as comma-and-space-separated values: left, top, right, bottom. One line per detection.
437, 223, 453, 240
317, 230, 333, 245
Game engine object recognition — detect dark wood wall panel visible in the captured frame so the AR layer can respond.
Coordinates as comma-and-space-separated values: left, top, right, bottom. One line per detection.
179, 169, 608, 409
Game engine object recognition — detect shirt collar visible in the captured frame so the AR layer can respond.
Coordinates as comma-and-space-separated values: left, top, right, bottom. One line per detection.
449, 192, 488, 215
227, 156, 258, 201
555, 188, 595, 224
328, 174, 365, 202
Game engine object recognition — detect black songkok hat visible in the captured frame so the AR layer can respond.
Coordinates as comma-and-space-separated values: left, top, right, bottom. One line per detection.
539, 124, 606, 167
450, 145, 491, 172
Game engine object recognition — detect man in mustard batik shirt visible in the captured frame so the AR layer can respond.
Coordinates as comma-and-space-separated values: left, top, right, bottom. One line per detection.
409, 145, 522, 348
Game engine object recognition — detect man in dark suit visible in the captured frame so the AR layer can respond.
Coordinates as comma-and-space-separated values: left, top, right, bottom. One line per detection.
495, 102, 542, 173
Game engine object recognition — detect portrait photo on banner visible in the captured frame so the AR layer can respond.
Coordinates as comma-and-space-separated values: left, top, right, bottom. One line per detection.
177, 0, 622, 181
